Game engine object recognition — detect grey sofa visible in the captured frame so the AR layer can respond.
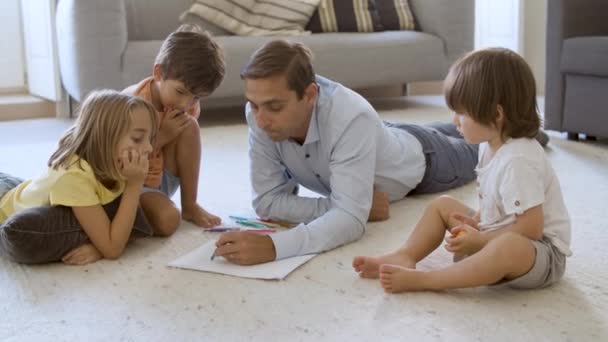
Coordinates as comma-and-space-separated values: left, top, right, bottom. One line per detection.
545, 0, 608, 139
56, 0, 474, 106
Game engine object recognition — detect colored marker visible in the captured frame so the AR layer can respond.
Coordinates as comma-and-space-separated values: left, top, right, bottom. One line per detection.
204, 227, 241, 232
229, 216, 283, 228
204, 227, 276, 233
244, 229, 276, 234
235, 220, 268, 229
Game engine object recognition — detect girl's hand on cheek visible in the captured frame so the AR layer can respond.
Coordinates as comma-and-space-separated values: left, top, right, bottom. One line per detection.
120, 149, 147, 185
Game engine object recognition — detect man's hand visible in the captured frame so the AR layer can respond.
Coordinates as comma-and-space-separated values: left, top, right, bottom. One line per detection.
156, 109, 191, 148
368, 190, 389, 222
214, 232, 276, 265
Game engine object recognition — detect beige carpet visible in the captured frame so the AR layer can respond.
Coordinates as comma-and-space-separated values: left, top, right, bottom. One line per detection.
0, 97, 606, 341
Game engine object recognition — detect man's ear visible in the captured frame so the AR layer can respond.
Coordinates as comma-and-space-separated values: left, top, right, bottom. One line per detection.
303, 82, 318, 105
152, 64, 163, 82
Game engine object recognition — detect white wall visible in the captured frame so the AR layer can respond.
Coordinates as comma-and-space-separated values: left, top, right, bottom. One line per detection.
0, 0, 25, 91
523, 0, 547, 95
475, 0, 547, 96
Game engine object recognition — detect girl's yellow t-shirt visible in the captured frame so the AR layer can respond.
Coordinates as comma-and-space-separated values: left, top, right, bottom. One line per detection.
0, 156, 125, 224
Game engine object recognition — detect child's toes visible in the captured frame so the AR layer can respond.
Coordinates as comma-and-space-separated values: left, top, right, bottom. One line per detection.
379, 263, 399, 275
380, 279, 392, 292
352, 256, 364, 269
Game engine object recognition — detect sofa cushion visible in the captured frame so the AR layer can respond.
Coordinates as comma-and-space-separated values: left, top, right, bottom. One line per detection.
123, 31, 447, 99
125, 0, 195, 40
375, 0, 416, 31
179, 12, 232, 36
181, 0, 320, 36
306, 0, 383, 33
0, 196, 153, 264
561, 36, 608, 77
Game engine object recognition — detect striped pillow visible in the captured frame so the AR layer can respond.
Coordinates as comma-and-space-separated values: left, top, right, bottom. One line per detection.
375, 0, 416, 31
182, 0, 321, 36
306, 0, 383, 33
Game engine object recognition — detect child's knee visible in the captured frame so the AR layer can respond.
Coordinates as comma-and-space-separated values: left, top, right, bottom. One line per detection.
433, 195, 456, 207
152, 207, 181, 237
172, 117, 200, 148
430, 195, 457, 216
183, 116, 201, 136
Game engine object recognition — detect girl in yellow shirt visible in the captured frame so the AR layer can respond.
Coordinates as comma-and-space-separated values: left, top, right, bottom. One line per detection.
0, 90, 158, 265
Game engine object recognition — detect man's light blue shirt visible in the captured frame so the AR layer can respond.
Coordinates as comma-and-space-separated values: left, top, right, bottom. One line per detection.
247, 76, 425, 259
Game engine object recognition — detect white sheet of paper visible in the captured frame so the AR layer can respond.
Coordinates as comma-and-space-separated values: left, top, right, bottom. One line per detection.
168, 241, 317, 280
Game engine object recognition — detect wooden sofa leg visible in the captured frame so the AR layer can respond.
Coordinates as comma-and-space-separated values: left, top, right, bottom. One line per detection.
567, 132, 579, 140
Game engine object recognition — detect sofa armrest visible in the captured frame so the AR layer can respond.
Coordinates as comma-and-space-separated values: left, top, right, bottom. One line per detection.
544, 0, 608, 131
56, 0, 128, 102
409, 0, 474, 65
549, 0, 608, 40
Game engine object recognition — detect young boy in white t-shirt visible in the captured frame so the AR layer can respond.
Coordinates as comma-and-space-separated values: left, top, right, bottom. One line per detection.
352, 47, 571, 293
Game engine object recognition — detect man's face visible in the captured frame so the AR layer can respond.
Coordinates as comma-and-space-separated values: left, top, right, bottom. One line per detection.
244, 74, 316, 142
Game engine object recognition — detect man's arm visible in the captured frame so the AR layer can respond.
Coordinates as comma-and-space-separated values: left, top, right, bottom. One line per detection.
247, 108, 332, 224
269, 115, 378, 259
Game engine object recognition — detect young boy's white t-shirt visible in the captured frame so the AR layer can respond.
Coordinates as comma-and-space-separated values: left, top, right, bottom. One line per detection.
476, 138, 572, 256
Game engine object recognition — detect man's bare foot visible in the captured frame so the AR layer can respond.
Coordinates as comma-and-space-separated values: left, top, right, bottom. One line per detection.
62, 243, 103, 265
352, 251, 416, 279
182, 204, 221, 228
379, 264, 430, 293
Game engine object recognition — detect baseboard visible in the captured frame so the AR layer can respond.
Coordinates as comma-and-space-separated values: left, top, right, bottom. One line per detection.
0, 94, 55, 121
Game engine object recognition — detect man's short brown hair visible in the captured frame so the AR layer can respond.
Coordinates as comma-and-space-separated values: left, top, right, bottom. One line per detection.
240, 40, 315, 99
155, 25, 226, 96
444, 48, 540, 139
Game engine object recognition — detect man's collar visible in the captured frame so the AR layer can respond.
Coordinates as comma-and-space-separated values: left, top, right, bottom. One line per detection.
302, 99, 320, 145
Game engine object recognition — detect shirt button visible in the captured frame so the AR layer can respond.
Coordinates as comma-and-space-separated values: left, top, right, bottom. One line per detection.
305, 154, 310, 158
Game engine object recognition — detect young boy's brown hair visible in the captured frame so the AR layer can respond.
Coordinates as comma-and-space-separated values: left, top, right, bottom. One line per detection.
155, 24, 226, 96
444, 48, 540, 140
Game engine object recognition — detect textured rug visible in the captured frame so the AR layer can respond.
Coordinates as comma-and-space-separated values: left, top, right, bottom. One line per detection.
0, 97, 606, 341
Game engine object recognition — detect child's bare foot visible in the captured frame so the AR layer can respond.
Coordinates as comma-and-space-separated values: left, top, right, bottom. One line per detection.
352, 251, 416, 278
379, 264, 429, 293
182, 204, 221, 228
62, 243, 103, 265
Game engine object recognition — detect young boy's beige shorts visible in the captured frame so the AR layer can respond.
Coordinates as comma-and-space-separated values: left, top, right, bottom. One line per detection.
502, 237, 567, 289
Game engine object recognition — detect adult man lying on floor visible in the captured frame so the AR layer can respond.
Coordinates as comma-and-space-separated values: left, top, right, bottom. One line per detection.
213, 40, 480, 265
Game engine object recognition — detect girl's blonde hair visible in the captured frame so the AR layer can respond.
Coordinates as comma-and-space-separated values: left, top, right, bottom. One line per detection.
48, 90, 158, 181
444, 48, 540, 140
